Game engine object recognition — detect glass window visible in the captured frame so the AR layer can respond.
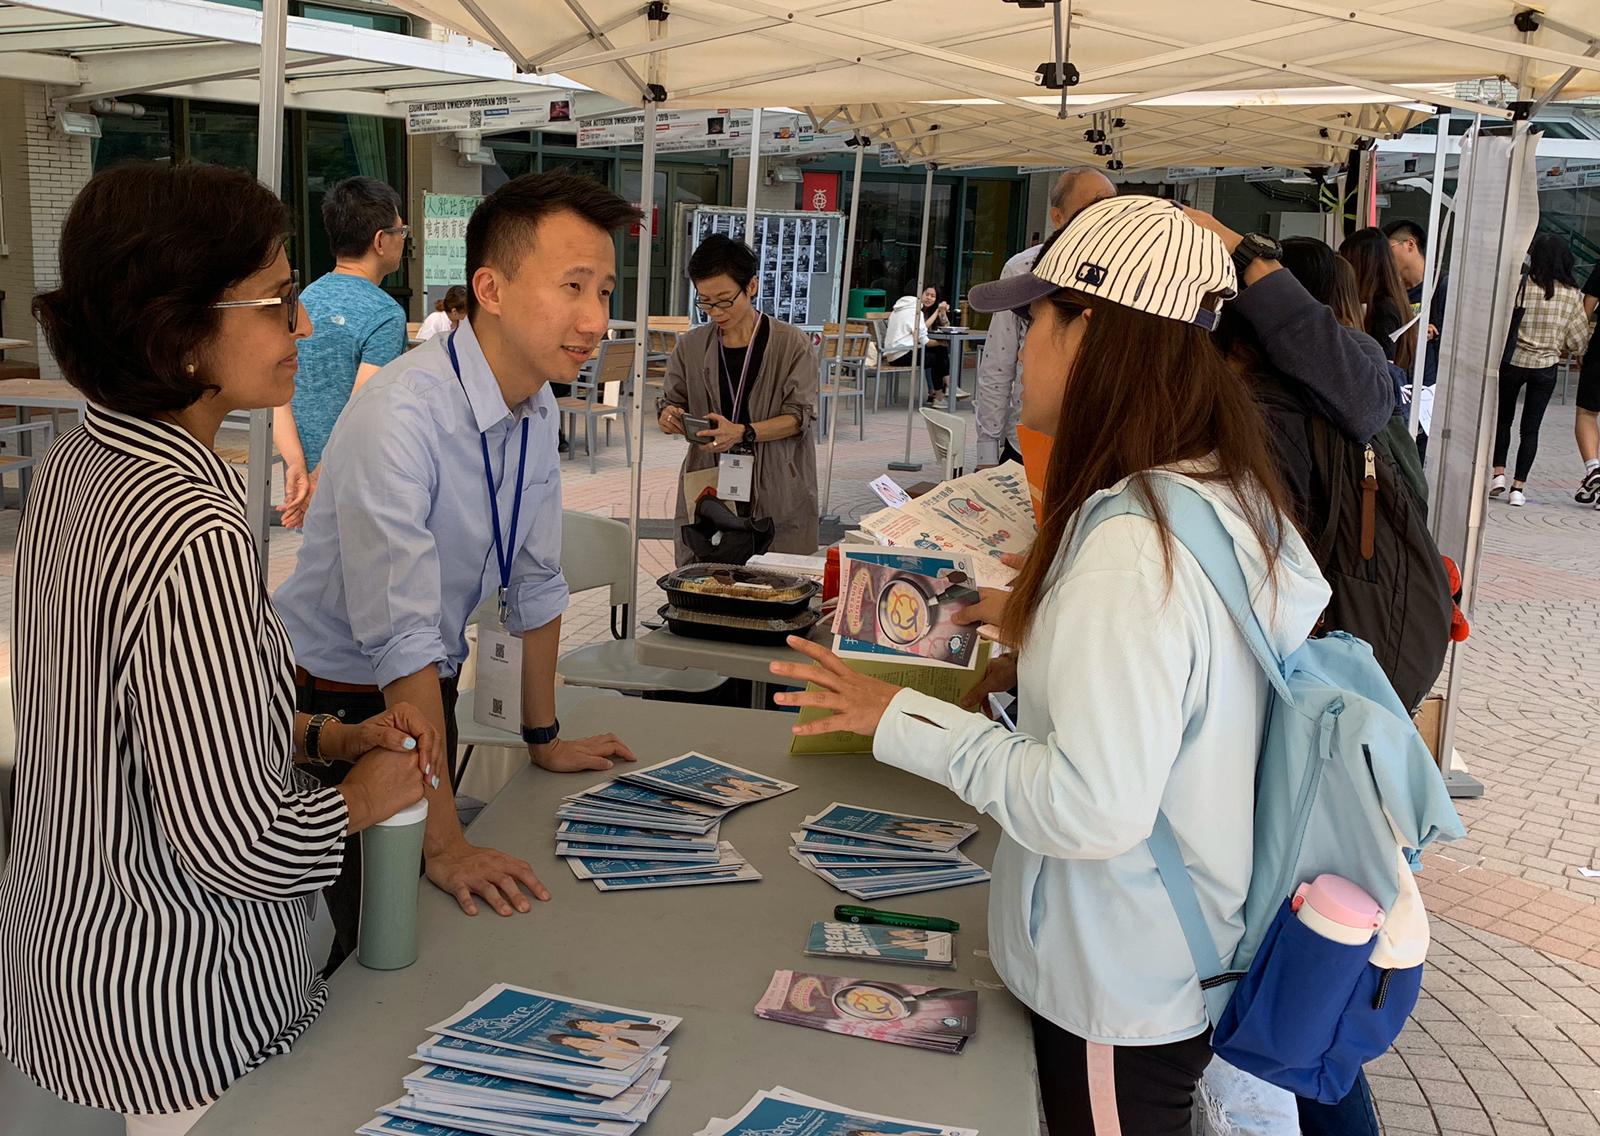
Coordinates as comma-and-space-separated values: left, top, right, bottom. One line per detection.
186, 101, 261, 174
298, 3, 408, 32
960, 180, 1018, 329
92, 99, 176, 171
542, 153, 610, 184
299, 111, 408, 286
851, 177, 955, 304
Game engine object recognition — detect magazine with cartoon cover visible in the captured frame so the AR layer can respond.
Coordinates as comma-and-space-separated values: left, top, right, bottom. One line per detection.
412, 1037, 660, 1098
591, 860, 762, 892
832, 550, 981, 670
754, 970, 978, 1053
566, 841, 744, 881
566, 781, 731, 818
402, 1062, 666, 1122
802, 804, 977, 853
618, 752, 798, 808
703, 1087, 979, 1136
789, 830, 963, 862
426, 985, 679, 1071
554, 821, 720, 853
555, 841, 719, 863
803, 922, 955, 968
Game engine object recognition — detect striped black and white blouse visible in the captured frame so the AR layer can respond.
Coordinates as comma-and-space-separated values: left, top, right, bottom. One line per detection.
0, 405, 350, 1115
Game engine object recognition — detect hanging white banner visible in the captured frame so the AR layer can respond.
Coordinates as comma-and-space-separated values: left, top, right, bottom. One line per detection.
577, 109, 752, 150
406, 93, 574, 135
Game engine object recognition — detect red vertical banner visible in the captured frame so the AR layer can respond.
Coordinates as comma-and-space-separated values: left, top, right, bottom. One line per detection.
801, 172, 840, 212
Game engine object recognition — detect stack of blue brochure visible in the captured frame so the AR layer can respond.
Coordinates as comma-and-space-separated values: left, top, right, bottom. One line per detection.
358, 983, 680, 1136
788, 804, 989, 900
693, 1086, 979, 1136
553, 753, 797, 892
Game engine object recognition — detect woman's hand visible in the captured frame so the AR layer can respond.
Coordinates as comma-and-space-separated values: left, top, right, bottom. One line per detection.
960, 654, 1019, 715
769, 636, 904, 737
326, 703, 443, 787
951, 587, 1011, 631
658, 404, 686, 436
337, 746, 429, 834
698, 412, 746, 454
278, 460, 311, 529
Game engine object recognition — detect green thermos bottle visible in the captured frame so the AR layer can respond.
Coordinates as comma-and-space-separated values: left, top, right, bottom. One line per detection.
357, 797, 429, 970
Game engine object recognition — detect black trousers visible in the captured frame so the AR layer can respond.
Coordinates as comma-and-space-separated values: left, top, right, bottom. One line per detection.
295, 674, 460, 974
1493, 362, 1559, 483
1032, 1012, 1212, 1136
924, 344, 950, 394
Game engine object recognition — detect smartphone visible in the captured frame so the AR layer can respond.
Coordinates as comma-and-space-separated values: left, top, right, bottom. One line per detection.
682, 415, 712, 443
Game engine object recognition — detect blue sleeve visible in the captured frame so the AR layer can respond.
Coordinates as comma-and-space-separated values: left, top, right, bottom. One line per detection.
327, 392, 451, 687
361, 304, 406, 369
504, 397, 570, 635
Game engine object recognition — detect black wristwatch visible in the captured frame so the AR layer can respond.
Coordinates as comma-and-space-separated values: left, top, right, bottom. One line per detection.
522, 719, 560, 747
742, 423, 757, 446
1232, 232, 1283, 284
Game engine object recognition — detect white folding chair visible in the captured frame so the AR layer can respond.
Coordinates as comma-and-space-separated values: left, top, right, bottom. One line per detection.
555, 511, 724, 695
920, 406, 967, 482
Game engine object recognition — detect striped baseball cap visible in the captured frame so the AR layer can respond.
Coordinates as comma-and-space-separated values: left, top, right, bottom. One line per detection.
967, 195, 1236, 330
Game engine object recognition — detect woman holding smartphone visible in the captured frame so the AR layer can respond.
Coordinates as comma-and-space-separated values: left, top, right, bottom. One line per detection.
658, 235, 819, 565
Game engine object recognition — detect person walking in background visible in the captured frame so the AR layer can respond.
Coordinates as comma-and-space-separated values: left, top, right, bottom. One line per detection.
1571, 258, 1600, 504
2, 161, 435, 1136
1492, 234, 1591, 507
417, 285, 469, 341
274, 176, 409, 529
974, 167, 1115, 467
1340, 229, 1418, 381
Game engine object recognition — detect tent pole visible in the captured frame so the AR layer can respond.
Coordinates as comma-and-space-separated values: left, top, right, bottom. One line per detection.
625, 99, 659, 637
247, 0, 288, 573
820, 137, 866, 521
889, 162, 935, 473
1407, 108, 1451, 438
744, 106, 763, 246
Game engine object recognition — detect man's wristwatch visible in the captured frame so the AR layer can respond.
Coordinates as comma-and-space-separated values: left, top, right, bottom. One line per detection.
742, 423, 757, 446
1232, 233, 1283, 284
522, 719, 560, 747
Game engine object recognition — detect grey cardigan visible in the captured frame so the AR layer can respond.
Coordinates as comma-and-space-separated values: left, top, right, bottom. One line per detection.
662, 318, 819, 564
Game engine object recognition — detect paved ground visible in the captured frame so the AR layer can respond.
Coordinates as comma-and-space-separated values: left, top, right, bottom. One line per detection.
1, 374, 1598, 1133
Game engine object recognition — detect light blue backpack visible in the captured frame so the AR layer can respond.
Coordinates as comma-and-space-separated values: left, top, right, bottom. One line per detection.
1073, 478, 1466, 1102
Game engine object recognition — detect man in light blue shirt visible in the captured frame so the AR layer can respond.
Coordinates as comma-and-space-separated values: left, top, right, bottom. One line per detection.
276, 173, 642, 957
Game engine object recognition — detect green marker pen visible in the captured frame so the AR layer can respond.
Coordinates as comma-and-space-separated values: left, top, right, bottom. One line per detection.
834, 904, 960, 933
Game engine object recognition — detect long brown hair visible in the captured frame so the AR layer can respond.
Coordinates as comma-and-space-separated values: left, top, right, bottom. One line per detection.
1339, 228, 1416, 372
1330, 258, 1364, 330
1003, 291, 1294, 646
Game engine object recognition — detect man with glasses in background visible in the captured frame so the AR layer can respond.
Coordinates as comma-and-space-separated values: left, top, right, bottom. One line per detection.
274, 175, 410, 527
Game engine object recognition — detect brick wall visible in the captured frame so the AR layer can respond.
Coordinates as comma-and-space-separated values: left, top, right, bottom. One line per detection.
23, 84, 91, 380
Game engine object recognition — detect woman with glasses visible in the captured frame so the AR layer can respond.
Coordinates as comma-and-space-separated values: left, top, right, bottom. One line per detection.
0, 162, 439, 1136
658, 234, 819, 565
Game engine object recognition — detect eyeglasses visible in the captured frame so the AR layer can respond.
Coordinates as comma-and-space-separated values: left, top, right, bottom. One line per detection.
693, 293, 742, 312
210, 270, 301, 333
383, 224, 412, 241
1014, 299, 1086, 334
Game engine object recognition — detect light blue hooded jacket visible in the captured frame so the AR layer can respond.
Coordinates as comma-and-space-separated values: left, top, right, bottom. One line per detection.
873, 469, 1332, 1045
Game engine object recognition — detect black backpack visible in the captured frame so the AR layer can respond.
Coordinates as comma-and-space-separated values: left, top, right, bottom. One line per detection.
1305, 414, 1452, 712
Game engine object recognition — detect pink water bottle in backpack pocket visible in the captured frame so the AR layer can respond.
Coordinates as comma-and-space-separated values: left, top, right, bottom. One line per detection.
1291, 874, 1385, 947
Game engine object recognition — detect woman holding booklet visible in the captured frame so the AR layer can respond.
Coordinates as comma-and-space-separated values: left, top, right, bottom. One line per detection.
769, 198, 1332, 1134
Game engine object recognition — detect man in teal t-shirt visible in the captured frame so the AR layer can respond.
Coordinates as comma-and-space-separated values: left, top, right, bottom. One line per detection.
276, 176, 408, 527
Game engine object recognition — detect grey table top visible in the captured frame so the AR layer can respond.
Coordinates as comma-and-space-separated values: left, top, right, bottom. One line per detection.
191, 691, 1037, 1136
634, 625, 821, 685
0, 379, 87, 409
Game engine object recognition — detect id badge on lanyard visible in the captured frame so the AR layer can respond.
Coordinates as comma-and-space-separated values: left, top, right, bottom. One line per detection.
716, 317, 760, 504
446, 330, 531, 732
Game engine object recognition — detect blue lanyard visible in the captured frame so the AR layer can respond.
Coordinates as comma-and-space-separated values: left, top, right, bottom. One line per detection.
446, 330, 530, 625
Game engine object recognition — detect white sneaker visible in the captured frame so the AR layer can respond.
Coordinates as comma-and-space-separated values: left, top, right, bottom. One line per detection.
1489, 474, 1506, 498
1509, 489, 1526, 507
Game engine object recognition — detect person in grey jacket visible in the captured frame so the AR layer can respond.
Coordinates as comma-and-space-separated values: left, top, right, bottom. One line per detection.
974, 167, 1115, 467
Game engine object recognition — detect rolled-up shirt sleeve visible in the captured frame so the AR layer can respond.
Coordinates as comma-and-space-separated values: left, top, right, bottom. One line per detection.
130, 525, 348, 902
777, 333, 818, 431
333, 396, 451, 687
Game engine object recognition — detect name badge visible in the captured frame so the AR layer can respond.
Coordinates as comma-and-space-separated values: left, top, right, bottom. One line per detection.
718, 452, 753, 502
473, 625, 523, 733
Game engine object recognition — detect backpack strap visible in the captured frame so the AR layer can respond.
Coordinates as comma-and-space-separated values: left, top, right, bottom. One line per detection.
1148, 811, 1238, 1028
